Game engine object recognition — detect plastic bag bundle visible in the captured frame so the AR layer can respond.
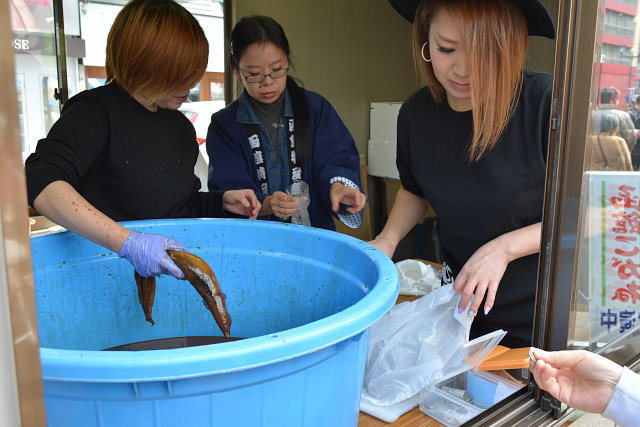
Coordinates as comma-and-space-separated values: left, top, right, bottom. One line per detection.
362, 285, 473, 407
287, 180, 311, 226
396, 259, 441, 296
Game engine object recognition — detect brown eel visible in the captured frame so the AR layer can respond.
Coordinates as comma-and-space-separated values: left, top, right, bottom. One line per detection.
135, 272, 156, 326
134, 250, 232, 338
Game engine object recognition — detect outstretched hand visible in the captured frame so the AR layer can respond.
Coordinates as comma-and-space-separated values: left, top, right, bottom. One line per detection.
529, 348, 622, 414
222, 189, 261, 219
330, 182, 367, 214
118, 230, 186, 279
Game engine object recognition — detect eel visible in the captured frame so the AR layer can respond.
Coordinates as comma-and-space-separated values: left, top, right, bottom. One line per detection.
134, 250, 232, 338
135, 272, 156, 326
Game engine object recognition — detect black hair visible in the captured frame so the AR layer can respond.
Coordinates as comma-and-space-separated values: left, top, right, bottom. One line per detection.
600, 87, 620, 105
230, 15, 310, 167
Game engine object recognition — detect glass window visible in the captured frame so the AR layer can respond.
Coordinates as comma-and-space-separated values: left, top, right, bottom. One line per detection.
15, 73, 27, 153
568, 0, 640, 350
603, 9, 635, 38
11, 0, 55, 160
80, 0, 225, 146
11, 0, 83, 160
616, 0, 639, 7
12, 0, 225, 160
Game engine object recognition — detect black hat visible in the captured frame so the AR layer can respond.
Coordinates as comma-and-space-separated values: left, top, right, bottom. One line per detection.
388, 0, 556, 39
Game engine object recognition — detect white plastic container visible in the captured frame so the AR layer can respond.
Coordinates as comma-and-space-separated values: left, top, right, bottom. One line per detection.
419, 330, 523, 426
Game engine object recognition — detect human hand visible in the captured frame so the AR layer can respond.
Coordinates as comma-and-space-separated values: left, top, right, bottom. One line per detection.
222, 189, 261, 219
453, 237, 510, 316
118, 230, 186, 279
330, 182, 367, 214
368, 233, 397, 259
529, 348, 622, 414
269, 191, 302, 219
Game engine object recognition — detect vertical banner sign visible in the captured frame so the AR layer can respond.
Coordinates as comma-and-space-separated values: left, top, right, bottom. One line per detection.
589, 172, 640, 342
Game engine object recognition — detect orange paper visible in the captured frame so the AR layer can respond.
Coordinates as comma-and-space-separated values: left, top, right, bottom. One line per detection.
478, 346, 530, 370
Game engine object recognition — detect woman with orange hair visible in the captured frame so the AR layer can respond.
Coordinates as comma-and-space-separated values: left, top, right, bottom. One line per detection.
25, 0, 260, 280
371, 0, 556, 347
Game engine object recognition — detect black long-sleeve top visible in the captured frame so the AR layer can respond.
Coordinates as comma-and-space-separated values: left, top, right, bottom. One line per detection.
25, 82, 226, 221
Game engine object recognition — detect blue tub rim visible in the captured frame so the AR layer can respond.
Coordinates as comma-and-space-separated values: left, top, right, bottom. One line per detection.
32, 218, 399, 383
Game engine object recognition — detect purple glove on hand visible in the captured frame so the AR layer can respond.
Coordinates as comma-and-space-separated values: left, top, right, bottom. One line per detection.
118, 230, 186, 279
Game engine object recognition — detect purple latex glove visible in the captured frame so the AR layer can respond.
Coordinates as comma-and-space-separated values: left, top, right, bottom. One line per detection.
118, 230, 186, 279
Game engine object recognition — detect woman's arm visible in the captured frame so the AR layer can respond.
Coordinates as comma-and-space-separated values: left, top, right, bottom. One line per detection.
33, 180, 188, 279
308, 94, 363, 209
368, 186, 430, 258
206, 111, 264, 201
33, 180, 130, 252
454, 222, 541, 316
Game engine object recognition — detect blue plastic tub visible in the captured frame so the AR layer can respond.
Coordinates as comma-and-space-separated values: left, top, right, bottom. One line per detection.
30, 218, 398, 427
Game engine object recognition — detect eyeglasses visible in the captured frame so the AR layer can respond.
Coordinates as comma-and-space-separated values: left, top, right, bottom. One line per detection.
240, 67, 289, 83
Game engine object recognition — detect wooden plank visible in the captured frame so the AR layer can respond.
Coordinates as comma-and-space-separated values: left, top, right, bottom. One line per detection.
358, 406, 444, 427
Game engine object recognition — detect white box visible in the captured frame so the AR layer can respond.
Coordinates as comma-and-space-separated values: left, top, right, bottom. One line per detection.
370, 102, 402, 141
368, 139, 399, 179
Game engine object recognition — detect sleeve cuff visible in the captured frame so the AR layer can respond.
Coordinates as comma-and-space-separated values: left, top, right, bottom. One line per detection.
602, 367, 640, 427
329, 176, 363, 229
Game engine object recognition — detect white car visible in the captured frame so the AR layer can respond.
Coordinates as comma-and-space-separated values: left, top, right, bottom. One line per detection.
179, 100, 226, 146
179, 100, 226, 191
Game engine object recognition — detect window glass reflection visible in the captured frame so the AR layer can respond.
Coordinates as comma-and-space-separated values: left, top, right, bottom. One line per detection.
572, 0, 640, 349
12, 0, 225, 161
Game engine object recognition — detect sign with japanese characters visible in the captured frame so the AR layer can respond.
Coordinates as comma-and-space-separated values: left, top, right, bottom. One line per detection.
588, 172, 640, 342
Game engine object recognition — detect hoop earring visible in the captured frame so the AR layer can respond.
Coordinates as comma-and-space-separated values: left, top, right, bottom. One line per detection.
421, 41, 431, 63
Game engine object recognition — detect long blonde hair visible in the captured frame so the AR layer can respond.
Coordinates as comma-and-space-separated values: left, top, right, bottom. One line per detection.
413, 0, 528, 161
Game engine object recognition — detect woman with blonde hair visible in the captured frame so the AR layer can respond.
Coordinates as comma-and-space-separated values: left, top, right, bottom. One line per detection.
372, 0, 555, 347
25, 0, 260, 280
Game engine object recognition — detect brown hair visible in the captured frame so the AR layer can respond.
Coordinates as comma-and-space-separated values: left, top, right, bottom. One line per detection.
413, 0, 528, 161
105, 0, 208, 103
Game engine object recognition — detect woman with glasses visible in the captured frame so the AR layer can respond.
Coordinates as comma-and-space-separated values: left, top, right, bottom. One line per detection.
372, 0, 556, 348
205, 15, 367, 231
25, 0, 260, 280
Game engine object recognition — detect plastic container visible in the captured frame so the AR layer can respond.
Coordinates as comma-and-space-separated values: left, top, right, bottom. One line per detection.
419, 330, 524, 426
30, 218, 399, 427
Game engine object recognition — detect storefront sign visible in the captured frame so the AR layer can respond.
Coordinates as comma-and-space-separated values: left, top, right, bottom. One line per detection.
11, 32, 85, 57
588, 172, 640, 343
11, 38, 32, 50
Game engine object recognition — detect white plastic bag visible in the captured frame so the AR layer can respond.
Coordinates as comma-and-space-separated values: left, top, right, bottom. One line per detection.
396, 259, 441, 296
362, 284, 473, 408
286, 180, 311, 226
